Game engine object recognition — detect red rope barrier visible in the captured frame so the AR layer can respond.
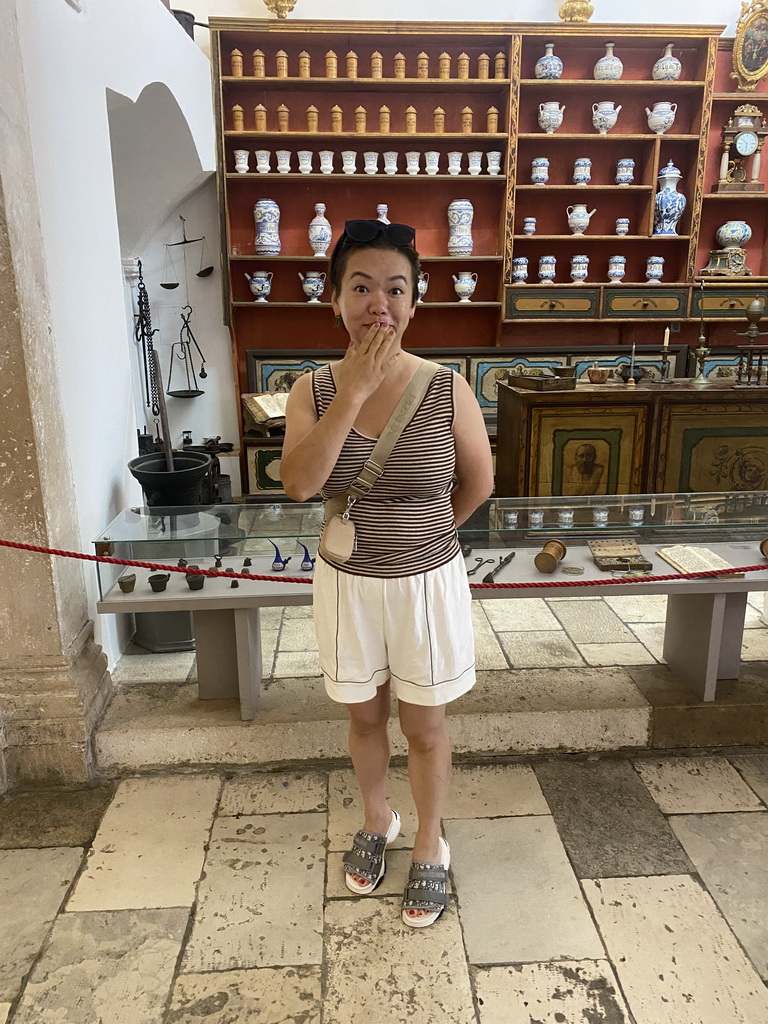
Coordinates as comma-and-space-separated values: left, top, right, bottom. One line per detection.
0, 536, 766, 589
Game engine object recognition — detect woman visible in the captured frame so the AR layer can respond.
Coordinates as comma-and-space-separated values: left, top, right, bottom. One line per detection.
282, 220, 493, 927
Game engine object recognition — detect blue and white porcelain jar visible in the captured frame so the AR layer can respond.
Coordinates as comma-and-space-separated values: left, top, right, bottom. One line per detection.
244, 270, 273, 302
646, 101, 677, 135
592, 100, 621, 135
538, 255, 556, 284
535, 42, 563, 79
615, 158, 635, 186
653, 161, 686, 236
308, 202, 332, 256
523, 217, 537, 235
512, 256, 529, 284
447, 199, 474, 256
645, 255, 665, 284
573, 157, 592, 185
570, 254, 589, 284
298, 270, 326, 302
538, 101, 565, 134
594, 42, 623, 81
607, 255, 626, 283
652, 43, 682, 82
615, 218, 630, 235
453, 271, 478, 302
715, 220, 752, 248
531, 157, 549, 185
254, 198, 281, 255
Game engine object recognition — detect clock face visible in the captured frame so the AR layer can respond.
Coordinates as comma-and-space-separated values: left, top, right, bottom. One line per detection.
735, 130, 759, 157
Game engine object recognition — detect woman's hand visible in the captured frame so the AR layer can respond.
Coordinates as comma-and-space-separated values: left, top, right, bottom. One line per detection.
332, 323, 400, 405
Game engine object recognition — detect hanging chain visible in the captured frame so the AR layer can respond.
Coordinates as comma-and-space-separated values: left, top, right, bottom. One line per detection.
135, 260, 160, 416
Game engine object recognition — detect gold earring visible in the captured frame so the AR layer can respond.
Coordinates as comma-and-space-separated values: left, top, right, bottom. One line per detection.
333, 314, 342, 328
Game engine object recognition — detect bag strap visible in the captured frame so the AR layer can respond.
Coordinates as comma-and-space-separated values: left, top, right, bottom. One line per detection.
325, 360, 441, 517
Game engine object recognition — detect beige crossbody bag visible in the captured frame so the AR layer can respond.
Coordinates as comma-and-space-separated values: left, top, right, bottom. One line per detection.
318, 361, 441, 563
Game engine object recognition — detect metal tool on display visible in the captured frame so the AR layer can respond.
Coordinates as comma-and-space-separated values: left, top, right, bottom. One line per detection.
467, 557, 495, 577
482, 551, 516, 583
134, 260, 160, 417
166, 306, 208, 398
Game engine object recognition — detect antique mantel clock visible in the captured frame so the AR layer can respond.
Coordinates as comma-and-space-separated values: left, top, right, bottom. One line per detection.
712, 104, 768, 192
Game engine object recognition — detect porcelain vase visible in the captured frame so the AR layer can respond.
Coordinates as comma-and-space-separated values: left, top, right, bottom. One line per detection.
646, 101, 677, 135
535, 42, 563, 79
447, 199, 474, 256
653, 161, 686, 236
592, 100, 621, 134
566, 203, 596, 235
244, 270, 273, 301
652, 43, 681, 81
298, 270, 326, 302
716, 221, 752, 248
308, 203, 332, 256
254, 199, 281, 255
417, 272, 430, 302
453, 271, 478, 302
594, 41, 623, 80
538, 101, 565, 134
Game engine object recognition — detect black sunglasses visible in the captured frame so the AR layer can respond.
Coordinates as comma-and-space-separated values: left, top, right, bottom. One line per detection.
343, 220, 416, 247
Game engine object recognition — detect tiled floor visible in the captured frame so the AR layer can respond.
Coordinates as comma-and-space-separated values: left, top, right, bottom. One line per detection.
1, 755, 768, 1023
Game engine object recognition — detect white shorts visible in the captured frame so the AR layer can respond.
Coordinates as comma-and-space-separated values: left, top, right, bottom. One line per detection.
312, 550, 476, 706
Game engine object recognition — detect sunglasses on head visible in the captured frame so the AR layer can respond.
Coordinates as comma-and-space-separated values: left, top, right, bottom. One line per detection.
342, 220, 416, 247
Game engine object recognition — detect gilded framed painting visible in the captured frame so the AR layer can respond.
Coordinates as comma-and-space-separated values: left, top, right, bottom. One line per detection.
733, 0, 768, 91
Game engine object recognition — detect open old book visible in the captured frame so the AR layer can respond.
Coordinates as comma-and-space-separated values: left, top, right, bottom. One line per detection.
241, 392, 289, 432
655, 545, 745, 579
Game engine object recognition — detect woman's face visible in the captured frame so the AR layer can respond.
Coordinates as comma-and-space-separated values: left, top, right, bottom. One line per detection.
331, 247, 416, 348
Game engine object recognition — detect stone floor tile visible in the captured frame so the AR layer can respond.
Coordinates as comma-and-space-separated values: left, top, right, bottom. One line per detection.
278, 616, 317, 652
627, 623, 667, 662
729, 753, 768, 805
473, 960, 631, 1024
113, 647, 195, 685
283, 603, 313, 618
497, 631, 584, 668
471, 604, 509, 670
273, 650, 322, 677
583, 875, 768, 1024
167, 966, 322, 1024
219, 771, 327, 816
744, 605, 766, 628
324, 897, 475, 1024
671, 812, 768, 982
0, 847, 84, 1001
447, 817, 603, 964
182, 812, 325, 971
67, 775, 220, 912
479, 597, 560, 632
604, 593, 668, 623
0, 784, 114, 849
633, 756, 765, 814
0, 1003, 10, 1024
259, 606, 283, 628
12, 908, 188, 1024
548, 599, 636, 644
260, 629, 278, 677
328, 767, 412, 851
742, 629, 768, 660
446, 764, 549, 818
533, 759, 692, 878
578, 642, 657, 667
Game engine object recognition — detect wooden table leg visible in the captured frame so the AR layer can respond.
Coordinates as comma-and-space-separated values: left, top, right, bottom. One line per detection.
663, 591, 747, 702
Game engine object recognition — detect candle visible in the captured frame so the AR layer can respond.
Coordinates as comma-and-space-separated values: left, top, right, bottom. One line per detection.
629, 343, 636, 375
663, 327, 670, 349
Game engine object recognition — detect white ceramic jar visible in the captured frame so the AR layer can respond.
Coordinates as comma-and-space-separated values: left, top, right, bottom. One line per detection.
646, 101, 677, 135
592, 100, 621, 135
298, 270, 326, 302
535, 42, 563, 79
538, 101, 565, 134
447, 199, 474, 255
308, 203, 332, 256
453, 270, 478, 302
652, 43, 681, 81
594, 42, 623, 80
253, 199, 281, 255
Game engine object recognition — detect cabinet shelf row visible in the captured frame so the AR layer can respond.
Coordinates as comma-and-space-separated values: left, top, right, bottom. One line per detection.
519, 79, 705, 89
232, 301, 504, 308
512, 234, 690, 241
222, 76, 511, 91
516, 184, 652, 191
225, 173, 507, 181
224, 131, 508, 140
516, 133, 700, 141
229, 254, 504, 262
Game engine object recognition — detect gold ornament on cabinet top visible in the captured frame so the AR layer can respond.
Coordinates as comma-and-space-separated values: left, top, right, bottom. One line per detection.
558, 0, 594, 22
262, 0, 298, 17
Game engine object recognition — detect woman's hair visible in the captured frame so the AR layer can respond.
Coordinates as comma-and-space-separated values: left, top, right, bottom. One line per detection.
329, 225, 421, 306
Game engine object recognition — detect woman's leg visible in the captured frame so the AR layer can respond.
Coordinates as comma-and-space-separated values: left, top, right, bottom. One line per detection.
346, 681, 394, 885
398, 700, 452, 919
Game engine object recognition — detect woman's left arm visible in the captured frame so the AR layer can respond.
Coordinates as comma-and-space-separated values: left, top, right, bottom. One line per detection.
451, 373, 495, 526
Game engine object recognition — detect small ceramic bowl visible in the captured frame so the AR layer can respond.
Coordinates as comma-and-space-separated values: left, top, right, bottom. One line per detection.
587, 367, 610, 384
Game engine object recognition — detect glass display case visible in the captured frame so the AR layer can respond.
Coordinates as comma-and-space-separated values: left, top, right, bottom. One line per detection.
93, 494, 767, 716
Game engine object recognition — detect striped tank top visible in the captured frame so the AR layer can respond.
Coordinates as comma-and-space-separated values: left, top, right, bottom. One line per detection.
312, 362, 460, 577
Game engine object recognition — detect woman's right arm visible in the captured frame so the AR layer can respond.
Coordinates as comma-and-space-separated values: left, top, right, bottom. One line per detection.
280, 373, 362, 501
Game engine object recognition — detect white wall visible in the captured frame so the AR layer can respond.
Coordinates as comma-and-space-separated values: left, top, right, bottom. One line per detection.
13, 0, 217, 664
183, 0, 734, 57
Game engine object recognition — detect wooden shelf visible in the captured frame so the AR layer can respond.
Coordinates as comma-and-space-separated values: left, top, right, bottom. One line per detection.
232, 300, 503, 308
224, 131, 508, 140
229, 254, 504, 261
712, 92, 768, 101
222, 76, 511, 91
513, 234, 691, 241
517, 133, 700, 141
225, 173, 507, 181
520, 79, 705, 88
515, 184, 653, 191
702, 192, 768, 200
